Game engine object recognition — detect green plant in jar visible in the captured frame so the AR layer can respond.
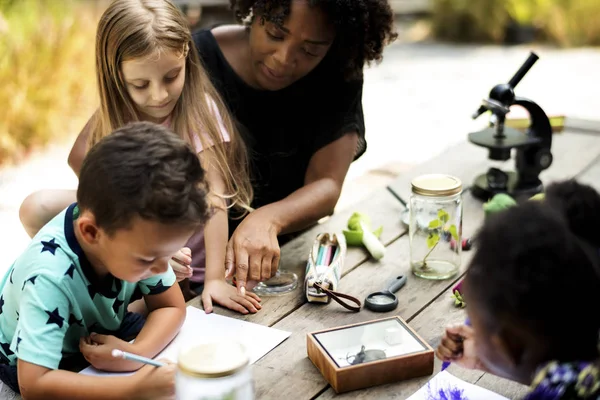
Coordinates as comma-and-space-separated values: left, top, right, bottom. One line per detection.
422, 209, 459, 269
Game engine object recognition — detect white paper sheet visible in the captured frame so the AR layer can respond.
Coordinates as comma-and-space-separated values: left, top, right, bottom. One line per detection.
407, 371, 510, 400
80, 306, 291, 376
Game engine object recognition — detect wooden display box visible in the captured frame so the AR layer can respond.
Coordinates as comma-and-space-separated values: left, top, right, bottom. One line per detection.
307, 317, 434, 393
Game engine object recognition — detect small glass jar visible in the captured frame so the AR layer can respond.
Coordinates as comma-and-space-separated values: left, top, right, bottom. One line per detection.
409, 174, 463, 280
176, 341, 254, 400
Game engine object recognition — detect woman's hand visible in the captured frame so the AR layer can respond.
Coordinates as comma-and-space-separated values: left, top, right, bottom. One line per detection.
225, 209, 281, 294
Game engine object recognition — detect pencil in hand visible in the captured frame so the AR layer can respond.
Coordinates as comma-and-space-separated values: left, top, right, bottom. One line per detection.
111, 349, 165, 368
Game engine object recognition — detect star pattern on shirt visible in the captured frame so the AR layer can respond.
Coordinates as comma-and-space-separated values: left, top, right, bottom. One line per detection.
130, 286, 144, 303
147, 279, 168, 295
45, 307, 64, 329
0, 295, 3, 315
1, 341, 14, 357
15, 310, 19, 321
9, 268, 14, 284
0, 348, 9, 364
88, 284, 97, 300
69, 313, 83, 327
22, 275, 38, 290
65, 264, 76, 279
41, 238, 60, 255
16, 335, 22, 353
112, 298, 124, 314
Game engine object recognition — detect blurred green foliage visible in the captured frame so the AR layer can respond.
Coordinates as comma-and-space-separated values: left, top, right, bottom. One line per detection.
0, 0, 100, 165
432, 0, 600, 45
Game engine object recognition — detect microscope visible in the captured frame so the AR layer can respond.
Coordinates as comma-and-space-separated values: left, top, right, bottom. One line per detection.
468, 52, 553, 201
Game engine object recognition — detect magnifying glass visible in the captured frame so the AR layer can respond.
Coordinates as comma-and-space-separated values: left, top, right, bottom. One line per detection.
364, 275, 407, 312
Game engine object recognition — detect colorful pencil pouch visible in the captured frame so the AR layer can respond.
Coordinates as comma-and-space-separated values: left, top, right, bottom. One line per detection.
304, 233, 360, 312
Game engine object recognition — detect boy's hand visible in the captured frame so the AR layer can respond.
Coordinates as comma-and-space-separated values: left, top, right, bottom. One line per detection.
171, 247, 193, 282
435, 324, 485, 370
132, 359, 176, 400
79, 333, 139, 372
201, 278, 261, 315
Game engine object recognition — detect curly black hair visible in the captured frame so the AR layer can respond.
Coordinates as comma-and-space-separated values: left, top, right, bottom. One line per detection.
465, 180, 600, 361
544, 179, 600, 248
230, 0, 398, 80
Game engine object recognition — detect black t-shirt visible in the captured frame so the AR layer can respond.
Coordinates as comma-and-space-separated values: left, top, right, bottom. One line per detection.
192, 29, 366, 232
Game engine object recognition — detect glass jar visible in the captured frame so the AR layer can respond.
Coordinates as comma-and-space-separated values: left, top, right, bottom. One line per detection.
409, 174, 463, 280
176, 341, 254, 400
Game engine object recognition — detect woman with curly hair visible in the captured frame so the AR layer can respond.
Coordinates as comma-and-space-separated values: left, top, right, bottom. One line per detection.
192, 0, 398, 306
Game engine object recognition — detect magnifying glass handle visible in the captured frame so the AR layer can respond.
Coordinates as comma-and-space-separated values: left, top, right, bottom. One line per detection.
387, 275, 407, 293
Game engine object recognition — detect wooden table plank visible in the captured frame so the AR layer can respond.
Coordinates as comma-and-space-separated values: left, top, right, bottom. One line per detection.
188, 187, 408, 326
475, 373, 529, 399
314, 129, 600, 399
232, 132, 518, 398
188, 139, 494, 327
248, 184, 490, 399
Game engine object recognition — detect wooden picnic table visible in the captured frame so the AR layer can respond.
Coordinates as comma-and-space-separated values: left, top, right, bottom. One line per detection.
2, 119, 600, 400
187, 118, 600, 399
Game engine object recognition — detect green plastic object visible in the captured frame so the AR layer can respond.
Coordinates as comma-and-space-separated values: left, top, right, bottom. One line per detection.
343, 226, 384, 246
347, 212, 371, 231
483, 192, 546, 217
483, 193, 517, 217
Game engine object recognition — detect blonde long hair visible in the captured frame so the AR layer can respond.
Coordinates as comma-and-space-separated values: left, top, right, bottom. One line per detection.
89, 0, 252, 215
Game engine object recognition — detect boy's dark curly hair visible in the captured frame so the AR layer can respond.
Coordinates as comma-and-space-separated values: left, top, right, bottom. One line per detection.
466, 182, 600, 362
78, 121, 210, 235
230, 0, 398, 80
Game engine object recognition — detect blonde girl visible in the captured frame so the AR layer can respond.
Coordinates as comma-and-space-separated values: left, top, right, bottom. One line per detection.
19, 0, 261, 314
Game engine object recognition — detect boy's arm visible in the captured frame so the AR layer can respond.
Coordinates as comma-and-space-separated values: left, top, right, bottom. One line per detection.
129, 283, 186, 357
18, 361, 136, 400
199, 149, 261, 314
81, 271, 185, 372
17, 359, 174, 400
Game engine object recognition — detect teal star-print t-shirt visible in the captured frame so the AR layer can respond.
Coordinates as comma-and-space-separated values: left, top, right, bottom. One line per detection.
0, 203, 176, 369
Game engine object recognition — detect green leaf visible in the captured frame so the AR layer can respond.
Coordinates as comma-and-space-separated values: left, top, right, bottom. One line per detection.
428, 219, 441, 229
426, 233, 440, 249
449, 225, 459, 241
438, 209, 449, 224
451, 290, 466, 308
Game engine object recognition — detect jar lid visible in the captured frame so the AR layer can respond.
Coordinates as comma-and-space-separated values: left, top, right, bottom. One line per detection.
178, 341, 249, 378
411, 174, 462, 197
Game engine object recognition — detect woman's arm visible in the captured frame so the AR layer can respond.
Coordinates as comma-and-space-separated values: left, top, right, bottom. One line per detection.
227, 132, 359, 290
200, 148, 261, 314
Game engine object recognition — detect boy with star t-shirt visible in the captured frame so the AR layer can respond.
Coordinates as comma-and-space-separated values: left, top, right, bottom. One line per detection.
0, 122, 210, 399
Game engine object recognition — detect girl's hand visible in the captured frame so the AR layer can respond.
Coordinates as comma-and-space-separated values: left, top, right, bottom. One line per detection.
225, 210, 280, 295
171, 247, 193, 282
201, 278, 262, 314
435, 324, 485, 370
132, 359, 176, 400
